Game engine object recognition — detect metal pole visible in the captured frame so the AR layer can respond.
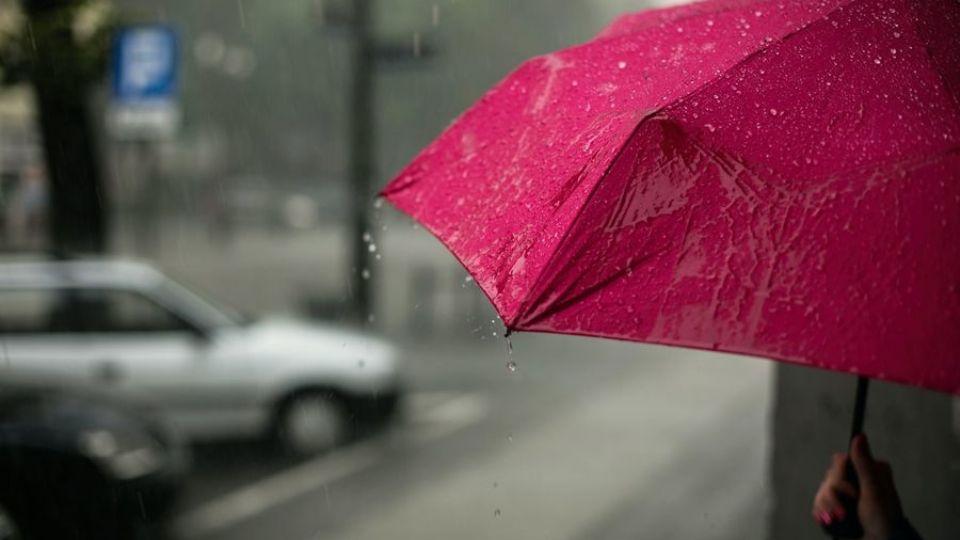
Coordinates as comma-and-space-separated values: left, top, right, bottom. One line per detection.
829, 376, 870, 539
848, 376, 870, 441
347, 0, 375, 323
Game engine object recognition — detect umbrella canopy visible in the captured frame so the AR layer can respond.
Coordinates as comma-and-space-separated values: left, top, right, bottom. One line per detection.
382, 0, 960, 395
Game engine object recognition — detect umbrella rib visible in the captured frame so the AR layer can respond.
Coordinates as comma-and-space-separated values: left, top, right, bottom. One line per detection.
658, 0, 861, 119
509, 110, 664, 328
514, 0, 870, 330
519, 245, 668, 330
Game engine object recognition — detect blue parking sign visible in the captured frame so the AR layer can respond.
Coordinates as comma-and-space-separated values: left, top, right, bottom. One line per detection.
112, 25, 178, 102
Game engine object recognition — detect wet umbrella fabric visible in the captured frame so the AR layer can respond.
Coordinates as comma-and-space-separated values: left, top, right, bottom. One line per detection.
382, 0, 960, 395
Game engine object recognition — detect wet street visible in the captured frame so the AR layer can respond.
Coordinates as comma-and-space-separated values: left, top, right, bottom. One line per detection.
170, 335, 772, 540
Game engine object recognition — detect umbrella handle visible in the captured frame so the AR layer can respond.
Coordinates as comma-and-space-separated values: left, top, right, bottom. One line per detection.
823, 376, 870, 539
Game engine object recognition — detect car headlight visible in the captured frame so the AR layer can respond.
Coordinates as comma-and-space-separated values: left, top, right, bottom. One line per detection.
78, 429, 164, 480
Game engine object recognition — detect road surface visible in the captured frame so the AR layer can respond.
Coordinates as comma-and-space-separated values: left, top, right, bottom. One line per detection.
171, 334, 773, 540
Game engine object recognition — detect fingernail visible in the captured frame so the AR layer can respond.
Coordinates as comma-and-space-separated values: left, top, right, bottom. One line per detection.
820, 511, 833, 525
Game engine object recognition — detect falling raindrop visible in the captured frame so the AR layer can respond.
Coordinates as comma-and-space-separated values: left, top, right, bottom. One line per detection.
368, 243, 377, 253
362, 232, 372, 242
361, 269, 371, 280
507, 434, 514, 442
506, 361, 518, 372
373, 198, 384, 209
494, 509, 501, 517
432, 4, 440, 27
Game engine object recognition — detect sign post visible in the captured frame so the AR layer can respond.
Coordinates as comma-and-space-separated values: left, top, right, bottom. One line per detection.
108, 25, 180, 139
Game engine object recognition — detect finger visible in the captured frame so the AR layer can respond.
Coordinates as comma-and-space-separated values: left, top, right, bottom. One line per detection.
814, 486, 843, 514
825, 452, 848, 484
812, 494, 846, 525
832, 480, 859, 499
850, 433, 878, 489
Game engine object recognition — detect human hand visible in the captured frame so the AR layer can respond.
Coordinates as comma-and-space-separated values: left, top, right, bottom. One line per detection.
812, 434, 904, 539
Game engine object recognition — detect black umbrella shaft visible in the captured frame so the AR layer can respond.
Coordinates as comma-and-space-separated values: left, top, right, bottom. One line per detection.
829, 376, 871, 540
849, 376, 870, 442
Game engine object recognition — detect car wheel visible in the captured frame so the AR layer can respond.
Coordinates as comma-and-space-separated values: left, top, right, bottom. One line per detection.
275, 391, 348, 456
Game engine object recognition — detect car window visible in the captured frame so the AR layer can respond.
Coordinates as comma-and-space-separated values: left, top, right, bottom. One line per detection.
0, 288, 192, 334
101, 289, 193, 333
0, 289, 58, 334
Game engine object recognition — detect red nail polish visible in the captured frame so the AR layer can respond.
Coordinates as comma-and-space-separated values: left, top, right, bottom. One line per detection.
820, 512, 833, 525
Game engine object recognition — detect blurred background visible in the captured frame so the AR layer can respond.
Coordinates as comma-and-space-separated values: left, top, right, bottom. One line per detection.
0, 1, 957, 539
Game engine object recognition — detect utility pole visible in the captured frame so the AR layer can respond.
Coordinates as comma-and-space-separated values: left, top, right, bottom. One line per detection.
316, 0, 436, 323
347, 0, 375, 322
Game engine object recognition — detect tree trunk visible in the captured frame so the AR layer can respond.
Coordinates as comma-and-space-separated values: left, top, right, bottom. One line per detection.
22, 0, 109, 255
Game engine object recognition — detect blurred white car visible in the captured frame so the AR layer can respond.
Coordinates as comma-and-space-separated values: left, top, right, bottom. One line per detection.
0, 259, 402, 455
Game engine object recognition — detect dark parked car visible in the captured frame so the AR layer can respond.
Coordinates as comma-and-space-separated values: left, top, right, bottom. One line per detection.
0, 378, 189, 539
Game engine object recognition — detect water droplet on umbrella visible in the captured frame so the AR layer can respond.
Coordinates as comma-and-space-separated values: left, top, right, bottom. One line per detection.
705, 124, 716, 132
618, 61, 627, 69
874, 58, 882, 64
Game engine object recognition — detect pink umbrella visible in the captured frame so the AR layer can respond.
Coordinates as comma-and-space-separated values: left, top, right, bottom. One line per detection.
384, 0, 959, 395
383, 1, 958, 533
